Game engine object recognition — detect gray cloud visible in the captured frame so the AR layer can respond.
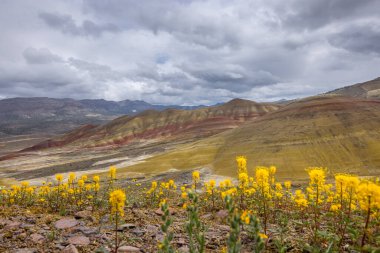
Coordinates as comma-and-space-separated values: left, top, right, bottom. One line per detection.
328, 23, 380, 55
39, 12, 120, 37
23, 47, 63, 64
280, 0, 380, 30
0, 0, 379, 105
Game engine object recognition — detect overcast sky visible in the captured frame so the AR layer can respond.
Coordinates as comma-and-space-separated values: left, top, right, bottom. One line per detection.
0, 0, 379, 105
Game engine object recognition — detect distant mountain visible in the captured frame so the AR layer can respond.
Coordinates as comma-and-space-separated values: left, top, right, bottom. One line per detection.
21, 98, 281, 150
326, 77, 380, 99
0, 97, 203, 135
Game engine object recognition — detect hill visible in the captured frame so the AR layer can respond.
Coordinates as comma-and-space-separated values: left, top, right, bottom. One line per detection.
119, 96, 380, 179
326, 77, 380, 99
22, 99, 281, 150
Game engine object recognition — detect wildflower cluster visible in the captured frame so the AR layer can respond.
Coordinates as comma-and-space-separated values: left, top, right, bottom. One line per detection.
0, 166, 118, 213
1, 158, 380, 252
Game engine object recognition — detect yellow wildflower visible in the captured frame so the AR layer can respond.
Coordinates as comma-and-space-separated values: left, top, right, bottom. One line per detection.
93, 175, 100, 183
236, 156, 247, 174
55, 174, 63, 182
109, 189, 126, 216
259, 233, 268, 239
109, 166, 117, 180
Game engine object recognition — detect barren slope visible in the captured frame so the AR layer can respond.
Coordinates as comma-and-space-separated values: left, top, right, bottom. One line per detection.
327, 77, 380, 99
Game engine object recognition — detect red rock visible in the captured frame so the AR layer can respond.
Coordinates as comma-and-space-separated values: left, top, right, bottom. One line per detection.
67, 235, 90, 246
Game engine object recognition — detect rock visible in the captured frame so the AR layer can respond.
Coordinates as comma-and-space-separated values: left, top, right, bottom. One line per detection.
61, 244, 79, 253
155, 207, 177, 216
5, 221, 21, 230
74, 210, 95, 222
174, 237, 186, 245
25, 218, 36, 224
74, 210, 90, 219
178, 246, 190, 253
17, 232, 27, 240
100, 214, 110, 223
11, 248, 37, 253
145, 224, 159, 232
30, 233, 44, 244
68, 235, 90, 246
117, 245, 141, 252
130, 228, 144, 236
216, 210, 228, 219
42, 225, 50, 230
21, 224, 35, 229
201, 213, 213, 219
155, 232, 164, 242
74, 226, 98, 236
0, 218, 11, 226
117, 223, 136, 231
216, 224, 230, 231
205, 231, 222, 239
55, 218, 78, 229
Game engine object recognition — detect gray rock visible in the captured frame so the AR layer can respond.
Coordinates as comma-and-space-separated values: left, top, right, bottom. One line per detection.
74, 226, 98, 236
21, 224, 35, 229
55, 218, 78, 229
68, 235, 90, 246
130, 228, 144, 236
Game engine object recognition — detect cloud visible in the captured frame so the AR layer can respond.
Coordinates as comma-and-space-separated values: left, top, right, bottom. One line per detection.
280, 0, 380, 30
0, 0, 379, 105
23, 47, 63, 64
328, 23, 380, 55
39, 12, 120, 37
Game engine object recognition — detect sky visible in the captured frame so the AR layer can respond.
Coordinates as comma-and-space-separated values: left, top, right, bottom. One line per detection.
0, 0, 379, 105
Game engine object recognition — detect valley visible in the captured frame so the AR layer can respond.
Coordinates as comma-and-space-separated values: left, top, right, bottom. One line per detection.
1, 78, 380, 186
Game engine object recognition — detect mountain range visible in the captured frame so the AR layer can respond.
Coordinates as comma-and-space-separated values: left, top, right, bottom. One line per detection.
0, 97, 202, 135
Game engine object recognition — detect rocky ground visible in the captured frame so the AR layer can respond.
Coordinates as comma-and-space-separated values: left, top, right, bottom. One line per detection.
0, 204, 238, 253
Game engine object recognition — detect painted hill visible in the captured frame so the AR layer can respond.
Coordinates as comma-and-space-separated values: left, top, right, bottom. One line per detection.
327, 77, 380, 99
119, 95, 380, 179
22, 99, 281, 150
